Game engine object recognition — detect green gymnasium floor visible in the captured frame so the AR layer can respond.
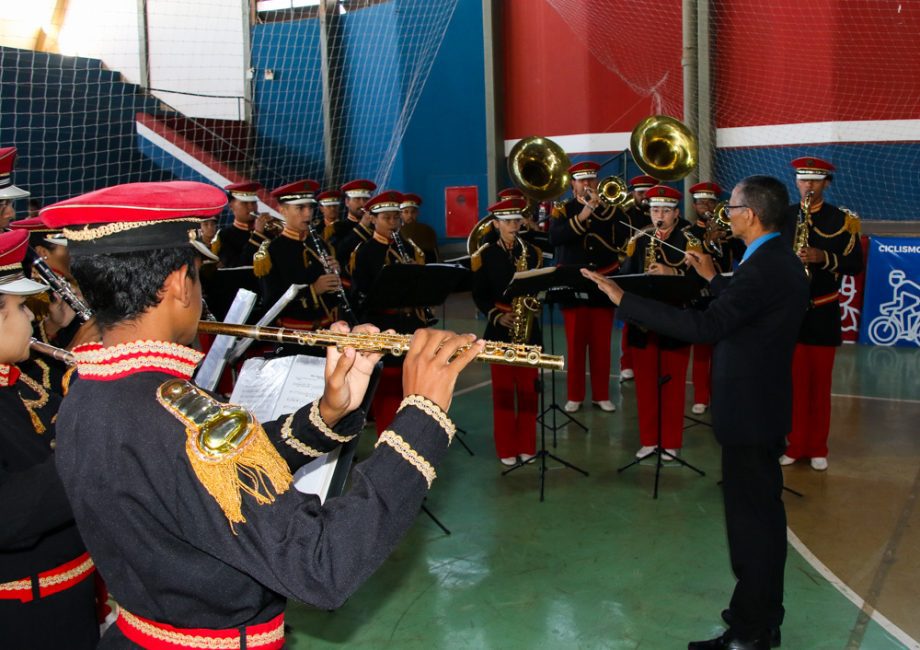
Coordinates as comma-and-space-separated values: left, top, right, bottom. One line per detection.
283, 301, 920, 649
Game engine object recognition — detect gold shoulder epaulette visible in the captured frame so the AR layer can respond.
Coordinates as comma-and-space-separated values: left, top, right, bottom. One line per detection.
61, 365, 77, 397
157, 379, 292, 531
253, 240, 272, 278
470, 242, 490, 272
550, 201, 566, 220
625, 238, 637, 258
211, 232, 221, 256
349, 242, 364, 275
841, 207, 861, 235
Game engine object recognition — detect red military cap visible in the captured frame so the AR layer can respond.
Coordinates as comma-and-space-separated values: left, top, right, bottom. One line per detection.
9, 215, 67, 248
316, 189, 342, 207
0, 229, 49, 295
399, 193, 422, 210
646, 184, 682, 207
270, 179, 319, 205
689, 181, 722, 200
0, 146, 30, 201
364, 190, 403, 214
224, 181, 262, 203
629, 175, 658, 189
488, 197, 527, 220
340, 179, 377, 199
568, 161, 600, 180
497, 187, 524, 200
791, 156, 835, 180
41, 181, 226, 260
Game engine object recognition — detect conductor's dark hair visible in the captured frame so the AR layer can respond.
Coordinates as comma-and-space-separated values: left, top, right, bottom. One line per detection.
736, 175, 789, 233
71, 247, 199, 332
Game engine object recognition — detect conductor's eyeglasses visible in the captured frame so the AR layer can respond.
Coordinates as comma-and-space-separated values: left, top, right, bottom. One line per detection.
723, 204, 748, 216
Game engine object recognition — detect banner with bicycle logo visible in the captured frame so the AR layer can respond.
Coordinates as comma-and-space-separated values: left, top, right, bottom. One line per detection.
859, 236, 920, 347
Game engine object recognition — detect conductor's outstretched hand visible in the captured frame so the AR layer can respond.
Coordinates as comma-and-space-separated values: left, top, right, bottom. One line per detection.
320, 321, 385, 426
403, 329, 485, 412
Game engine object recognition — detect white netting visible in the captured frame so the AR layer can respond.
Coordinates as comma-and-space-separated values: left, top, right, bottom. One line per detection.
0, 0, 456, 208
545, 0, 920, 221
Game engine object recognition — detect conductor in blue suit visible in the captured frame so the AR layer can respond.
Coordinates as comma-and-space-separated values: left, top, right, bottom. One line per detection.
583, 175, 809, 650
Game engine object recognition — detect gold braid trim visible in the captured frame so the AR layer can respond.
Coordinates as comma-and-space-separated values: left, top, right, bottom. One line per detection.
157, 380, 292, 531
375, 430, 436, 488
118, 608, 285, 649
63, 218, 202, 241
39, 556, 94, 588
280, 412, 323, 458
19, 373, 50, 434
308, 400, 355, 443
398, 395, 456, 444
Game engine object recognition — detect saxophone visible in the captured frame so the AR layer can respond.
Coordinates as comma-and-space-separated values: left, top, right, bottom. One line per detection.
794, 190, 814, 279
509, 237, 541, 344
643, 231, 660, 272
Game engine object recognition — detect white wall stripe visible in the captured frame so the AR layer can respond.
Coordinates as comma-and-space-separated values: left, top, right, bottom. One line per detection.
135, 120, 281, 218
504, 119, 920, 155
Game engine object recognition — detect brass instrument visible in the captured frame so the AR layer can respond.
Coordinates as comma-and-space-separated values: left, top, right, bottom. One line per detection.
702, 200, 732, 255
507, 136, 572, 202
509, 237, 541, 345
466, 216, 494, 256
794, 190, 814, 279
198, 321, 564, 371
307, 225, 357, 325
29, 338, 75, 366
643, 230, 660, 272
630, 115, 698, 182
251, 211, 284, 238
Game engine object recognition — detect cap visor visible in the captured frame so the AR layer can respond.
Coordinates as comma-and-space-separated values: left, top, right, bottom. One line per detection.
0, 277, 49, 296
190, 239, 219, 262
0, 185, 30, 200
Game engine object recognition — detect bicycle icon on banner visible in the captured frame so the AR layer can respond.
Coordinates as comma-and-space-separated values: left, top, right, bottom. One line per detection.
867, 270, 920, 346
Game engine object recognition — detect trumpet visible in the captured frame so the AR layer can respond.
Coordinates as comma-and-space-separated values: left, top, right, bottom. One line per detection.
30, 338, 76, 366
251, 212, 285, 238
197, 321, 564, 371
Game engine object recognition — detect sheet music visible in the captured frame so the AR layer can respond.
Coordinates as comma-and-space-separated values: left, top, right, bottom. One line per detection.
229, 354, 341, 502
229, 283, 307, 362
194, 289, 257, 391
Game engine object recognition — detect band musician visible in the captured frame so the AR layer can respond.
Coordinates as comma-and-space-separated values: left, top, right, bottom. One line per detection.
548, 161, 629, 414
621, 185, 701, 460
781, 157, 863, 471
212, 182, 272, 268
471, 197, 542, 466
334, 179, 377, 268
317, 189, 343, 244
351, 190, 429, 434
255, 179, 344, 330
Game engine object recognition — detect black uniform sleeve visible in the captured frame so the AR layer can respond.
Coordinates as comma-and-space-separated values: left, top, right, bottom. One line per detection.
0, 457, 74, 550
548, 205, 587, 247
263, 401, 366, 471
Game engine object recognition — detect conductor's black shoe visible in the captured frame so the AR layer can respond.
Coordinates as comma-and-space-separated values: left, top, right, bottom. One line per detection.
721, 610, 781, 647
688, 631, 770, 650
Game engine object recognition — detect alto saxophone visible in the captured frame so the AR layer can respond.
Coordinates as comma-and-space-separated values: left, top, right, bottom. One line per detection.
794, 190, 814, 279
644, 230, 660, 272
509, 237, 541, 345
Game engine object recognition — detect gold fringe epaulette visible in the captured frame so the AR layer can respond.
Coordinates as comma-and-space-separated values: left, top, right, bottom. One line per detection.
157, 379, 292, 531
210, 233, 221, 256
61, 365, 77, 397
470, 242, 490, 272
842, 208, 861, 235
253, 240, 272, 278
625, 238, 637, 258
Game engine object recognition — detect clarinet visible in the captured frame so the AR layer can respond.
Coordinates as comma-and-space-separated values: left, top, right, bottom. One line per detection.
391, 231, 436, 325
31, 256, 94, 322
307, 226, 357, 325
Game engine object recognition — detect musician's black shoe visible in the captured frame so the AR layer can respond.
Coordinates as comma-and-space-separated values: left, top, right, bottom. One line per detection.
721, 610, 781, 647
688, 631, 770, 649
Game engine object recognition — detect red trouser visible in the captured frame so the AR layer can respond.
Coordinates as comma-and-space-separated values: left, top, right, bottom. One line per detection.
490, 365, 539, 458
633, 338, 691, 449
787, 343, 837, 458
562, 305, 614, 402
691, 343, 712, 405
372, 365, 403, 436
620, 326, 634, 373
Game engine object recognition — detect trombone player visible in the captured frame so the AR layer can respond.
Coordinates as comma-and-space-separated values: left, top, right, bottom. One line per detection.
548, 161, 631, 414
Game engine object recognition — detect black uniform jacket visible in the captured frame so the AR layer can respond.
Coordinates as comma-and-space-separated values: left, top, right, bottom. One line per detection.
785, 202, 863, 346
261, 231, 340, 325
620, 227, 702, 350
351, 234, 428, 333
335, 220, 373, 270
618, 235, 809, 446
472, 238, 543, 345
55, 342, 456, 641
214, 223, 267, 268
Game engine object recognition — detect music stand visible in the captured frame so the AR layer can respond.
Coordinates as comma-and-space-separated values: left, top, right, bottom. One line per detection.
503, 266, 590, 500
611, 273, 706, 498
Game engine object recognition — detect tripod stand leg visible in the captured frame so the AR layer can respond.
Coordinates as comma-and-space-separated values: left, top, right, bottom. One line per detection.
420, 503, 450, 535
452, 426, 474, 456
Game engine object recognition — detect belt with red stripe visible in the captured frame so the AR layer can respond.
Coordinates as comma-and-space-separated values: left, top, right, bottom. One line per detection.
116, 609, 285, 650
0, 552, 95, 603
810, 291, 840, 309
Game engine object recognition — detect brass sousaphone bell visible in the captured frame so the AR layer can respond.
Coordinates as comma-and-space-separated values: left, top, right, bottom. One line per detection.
630, 115, 698, 182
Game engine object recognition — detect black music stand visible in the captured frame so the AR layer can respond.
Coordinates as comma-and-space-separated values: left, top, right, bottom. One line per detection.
612, 273, 706, 498
503, 266, 589, 500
